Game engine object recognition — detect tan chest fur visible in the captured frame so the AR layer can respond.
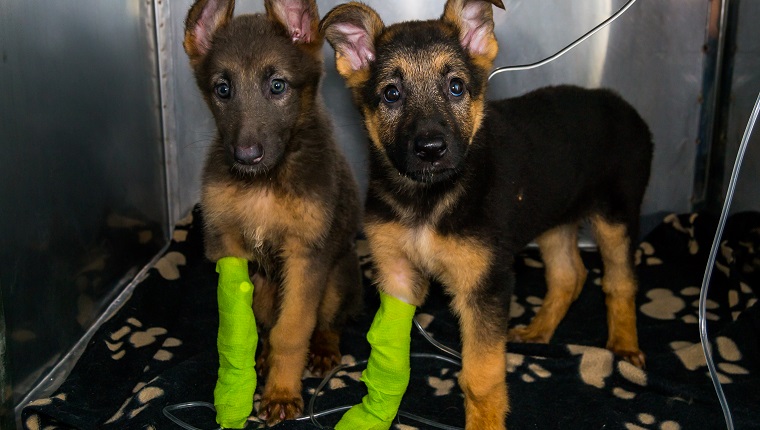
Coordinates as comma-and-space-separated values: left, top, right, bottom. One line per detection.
202, 180, 330, 252
407, 226, 492, 291
366, 220, 493, 296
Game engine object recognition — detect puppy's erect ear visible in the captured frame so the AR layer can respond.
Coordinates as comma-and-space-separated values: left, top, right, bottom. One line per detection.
265, 0, 322, 56
183, 0, 235, 67
320, 2, 384, 88
442, 0, 504, 70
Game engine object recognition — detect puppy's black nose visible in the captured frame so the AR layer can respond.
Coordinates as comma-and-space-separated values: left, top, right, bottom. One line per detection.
414, 136, 447, 162
234, 143, 264, 165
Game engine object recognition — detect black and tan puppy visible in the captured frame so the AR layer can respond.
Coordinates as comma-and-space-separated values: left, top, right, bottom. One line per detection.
184, 0, 362, 424
322, 0, 652, 427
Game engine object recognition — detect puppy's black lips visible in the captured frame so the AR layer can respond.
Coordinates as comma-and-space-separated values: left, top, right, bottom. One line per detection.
231, 161, 266, 176
405, 167, 457, 183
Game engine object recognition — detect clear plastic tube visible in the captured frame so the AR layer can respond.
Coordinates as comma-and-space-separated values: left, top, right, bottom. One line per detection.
303, 350, 463, 430
162, 401, 223, 430
698, 91, 760, 430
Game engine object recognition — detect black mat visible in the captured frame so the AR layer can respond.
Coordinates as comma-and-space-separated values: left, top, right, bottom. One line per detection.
22, 208, 760, 429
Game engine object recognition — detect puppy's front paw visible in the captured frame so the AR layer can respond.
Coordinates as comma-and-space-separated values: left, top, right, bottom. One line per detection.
612, 347, 646, 369
258, 389, 303, 426
507, 326, 551, 344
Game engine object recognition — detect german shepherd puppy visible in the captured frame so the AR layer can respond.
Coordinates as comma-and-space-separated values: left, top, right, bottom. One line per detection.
184, 0, 362, 424
321, 0, 652, 427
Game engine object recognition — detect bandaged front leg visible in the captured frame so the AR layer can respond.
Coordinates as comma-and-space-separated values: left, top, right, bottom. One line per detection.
336, 292, 416, 430
214, 257, 258, 429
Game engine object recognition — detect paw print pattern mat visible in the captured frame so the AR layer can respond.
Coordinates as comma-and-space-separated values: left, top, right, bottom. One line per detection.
22, 208, 760, 429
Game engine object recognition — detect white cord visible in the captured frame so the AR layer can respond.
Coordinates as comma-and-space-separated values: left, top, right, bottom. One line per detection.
303, 349, 463, 430
699, 91, 760, 430
297, 320, 465, 429
489, 0, 638, 79
162, 401, 224, 430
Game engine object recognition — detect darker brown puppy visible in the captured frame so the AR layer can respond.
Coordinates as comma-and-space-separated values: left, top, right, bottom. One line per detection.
184, 0, 362, 424
322, 0, 653, 428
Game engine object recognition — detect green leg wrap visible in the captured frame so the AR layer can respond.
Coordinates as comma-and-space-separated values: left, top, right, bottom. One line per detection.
214, 257, 258, 429
336, 292, 416, 430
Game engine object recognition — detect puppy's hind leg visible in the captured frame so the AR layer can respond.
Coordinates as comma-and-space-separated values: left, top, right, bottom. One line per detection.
308, 249, 361, 376
591, 215, 645, 368
509, 224, 587, 343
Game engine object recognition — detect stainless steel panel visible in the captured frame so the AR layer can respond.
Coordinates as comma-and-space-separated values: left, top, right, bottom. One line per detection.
156, 0, 217, 226
723, 0, 760, 213
0, 0, 169, 414
0, 294, 12, 429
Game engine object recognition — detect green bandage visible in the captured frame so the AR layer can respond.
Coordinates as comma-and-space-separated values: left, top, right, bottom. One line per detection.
214, 257, 258, 429
336, 292, 416, 430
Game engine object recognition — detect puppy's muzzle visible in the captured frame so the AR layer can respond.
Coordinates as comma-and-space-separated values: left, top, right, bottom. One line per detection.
413, 135, 448, 163
234, 143, 264, 165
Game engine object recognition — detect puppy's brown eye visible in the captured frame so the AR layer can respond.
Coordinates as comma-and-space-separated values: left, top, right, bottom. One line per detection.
214, 82, 231, 99
383, 85, 401, 103
449, 78, 464, 97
